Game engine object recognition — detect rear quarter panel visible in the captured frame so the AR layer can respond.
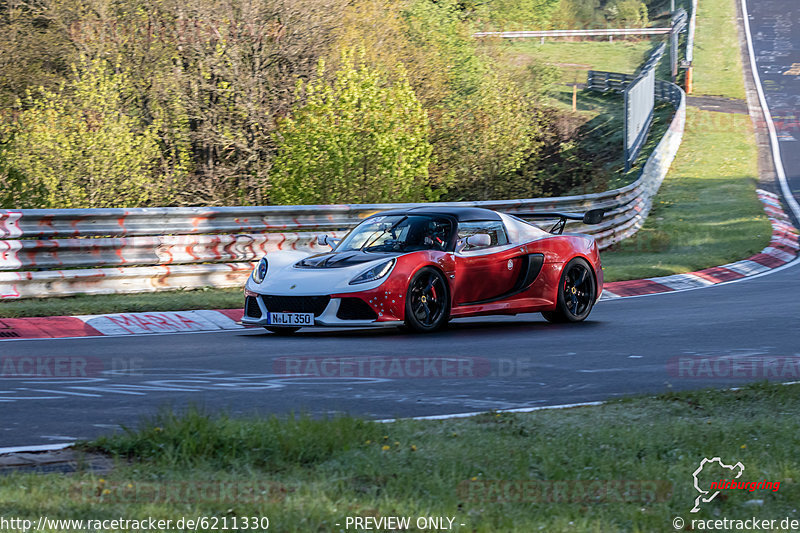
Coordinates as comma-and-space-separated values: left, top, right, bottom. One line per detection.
528, 234, 603, 304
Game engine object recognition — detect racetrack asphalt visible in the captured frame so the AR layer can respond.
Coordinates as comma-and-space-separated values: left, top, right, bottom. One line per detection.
746, 0, 800, 220
1, 0, 799, 449
1, 258, 798, 448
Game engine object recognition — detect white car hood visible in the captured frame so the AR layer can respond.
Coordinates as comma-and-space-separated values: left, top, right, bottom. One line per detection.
246, 251, 399, 296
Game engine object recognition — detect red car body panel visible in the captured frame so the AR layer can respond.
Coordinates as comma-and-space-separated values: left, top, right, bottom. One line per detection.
331, 233, 603, 323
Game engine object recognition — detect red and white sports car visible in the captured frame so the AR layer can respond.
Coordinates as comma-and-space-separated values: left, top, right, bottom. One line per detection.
242, 206, 604, 333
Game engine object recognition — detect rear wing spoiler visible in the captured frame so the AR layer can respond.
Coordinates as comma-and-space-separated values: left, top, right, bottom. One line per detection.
518, 208, 605, 235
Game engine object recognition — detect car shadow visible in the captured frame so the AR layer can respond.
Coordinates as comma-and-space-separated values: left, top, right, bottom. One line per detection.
236, 316, 605, 340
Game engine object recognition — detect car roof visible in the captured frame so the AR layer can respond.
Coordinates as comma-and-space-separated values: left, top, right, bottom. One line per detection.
373, 206, 502, 222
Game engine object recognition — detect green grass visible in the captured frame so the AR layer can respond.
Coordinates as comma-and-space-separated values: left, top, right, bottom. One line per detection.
601, 109, 771, 280
691, 0, 746, 99
0, 288, 243, 318
498, 40, 657, 85
2, 381, 799, 532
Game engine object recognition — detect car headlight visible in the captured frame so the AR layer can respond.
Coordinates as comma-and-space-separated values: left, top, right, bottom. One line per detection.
350, 259, 395, 285
252, 257, 268, 284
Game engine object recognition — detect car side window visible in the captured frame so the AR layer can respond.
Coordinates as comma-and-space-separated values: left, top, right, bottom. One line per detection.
457, 221, 509, 251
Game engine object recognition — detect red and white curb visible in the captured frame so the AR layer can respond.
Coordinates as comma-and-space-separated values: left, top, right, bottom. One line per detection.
0, 309, 243, 340
601, 189, 799, 299
1, 190, 797, 340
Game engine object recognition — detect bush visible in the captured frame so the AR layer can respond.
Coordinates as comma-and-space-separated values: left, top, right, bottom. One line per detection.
270, 48, 434, 205
471, 0, 562, 31
606, 0, 649, 27
0, 59, 175, 208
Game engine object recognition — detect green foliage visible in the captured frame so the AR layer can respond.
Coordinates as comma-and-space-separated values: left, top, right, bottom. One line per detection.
0, 58, 176, 208
551, 0, 603, 28
439, 65, 546, 200
0, 0, 576, 207
0, 0, 71, 108
270, 48, 434, 205
469, 0, 561, 30
551, 0, 650, 29
605, 0, 649, 27
391, 0, 551, 200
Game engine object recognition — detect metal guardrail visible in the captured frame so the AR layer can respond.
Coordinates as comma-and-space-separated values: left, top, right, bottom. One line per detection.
686, 0, 697, 65
638, 42, 667, 74
0, 78, 686, 300
671, 8, 688, 34
473, 28, 672, 38
587, 71, 683, 109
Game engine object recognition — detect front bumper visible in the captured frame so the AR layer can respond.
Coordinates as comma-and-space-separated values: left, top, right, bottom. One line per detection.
242, 293, 402, 328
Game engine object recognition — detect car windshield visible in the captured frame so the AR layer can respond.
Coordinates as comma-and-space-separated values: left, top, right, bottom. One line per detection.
336, 215, 453, 253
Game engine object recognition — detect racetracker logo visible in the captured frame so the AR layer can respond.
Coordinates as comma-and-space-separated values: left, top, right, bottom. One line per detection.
0, 356, 142, 378
458, 480, 672, 503
273, 356, 492, 378
667, 356, 800, 379
69, 480, 285, 503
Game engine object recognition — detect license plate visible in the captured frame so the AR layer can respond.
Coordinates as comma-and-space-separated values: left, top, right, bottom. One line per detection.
267, 312, 314, 326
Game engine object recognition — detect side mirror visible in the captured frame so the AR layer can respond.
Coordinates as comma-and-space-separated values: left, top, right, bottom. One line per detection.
456, 233, 491, 252
317, 234, 340, 248
467, 234, 492, 248
583, 209, 604, 225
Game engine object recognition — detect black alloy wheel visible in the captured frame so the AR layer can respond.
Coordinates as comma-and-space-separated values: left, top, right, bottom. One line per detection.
405, 267, 450, 332
542, 257, 596, 323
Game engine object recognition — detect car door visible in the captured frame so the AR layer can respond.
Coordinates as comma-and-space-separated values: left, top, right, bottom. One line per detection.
452, 221, 523, 305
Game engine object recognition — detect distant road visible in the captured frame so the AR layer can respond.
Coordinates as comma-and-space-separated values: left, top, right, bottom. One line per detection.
744, 0, 800, 218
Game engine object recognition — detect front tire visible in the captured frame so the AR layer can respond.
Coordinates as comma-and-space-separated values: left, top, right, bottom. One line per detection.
404, 267, 450, 333
265, 326, 300, 335
542, 258, 596, 323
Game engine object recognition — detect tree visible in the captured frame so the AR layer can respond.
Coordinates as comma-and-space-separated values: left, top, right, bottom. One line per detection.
0, 58, 174, 208
269, 48, 434, 205
472, 0, 561, 31
606, 0, 649, 27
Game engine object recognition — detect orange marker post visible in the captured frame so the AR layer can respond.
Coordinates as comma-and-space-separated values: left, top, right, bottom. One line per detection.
686, 66, 693, 95
572, 84, 577, 112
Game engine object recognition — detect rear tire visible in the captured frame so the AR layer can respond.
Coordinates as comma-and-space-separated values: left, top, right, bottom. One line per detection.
404, 267, 450, 333
542, 258, 596, 323
265, 326, 300, 335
